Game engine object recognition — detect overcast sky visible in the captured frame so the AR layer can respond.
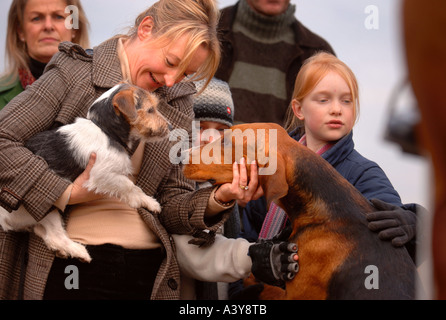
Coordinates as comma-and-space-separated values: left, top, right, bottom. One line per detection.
0, 0, 431, 209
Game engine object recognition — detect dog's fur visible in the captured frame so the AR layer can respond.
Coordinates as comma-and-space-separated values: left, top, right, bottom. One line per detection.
0, 82, 169, 262
183, 122, 417, 299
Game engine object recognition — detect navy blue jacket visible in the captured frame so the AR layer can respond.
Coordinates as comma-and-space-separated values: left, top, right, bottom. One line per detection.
240, 130, 405, 242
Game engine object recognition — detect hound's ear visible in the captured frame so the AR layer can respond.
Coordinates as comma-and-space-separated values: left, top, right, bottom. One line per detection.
112, 88, 137, 121
260, 153, 289, 208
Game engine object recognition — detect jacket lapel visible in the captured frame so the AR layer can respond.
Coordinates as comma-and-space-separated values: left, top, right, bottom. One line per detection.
92, 38, 123, 89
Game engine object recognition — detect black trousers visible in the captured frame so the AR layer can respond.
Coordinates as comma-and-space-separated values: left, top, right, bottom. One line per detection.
43, 243, 165, 300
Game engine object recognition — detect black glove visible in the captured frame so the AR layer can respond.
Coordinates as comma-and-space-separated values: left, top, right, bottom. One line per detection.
248, 227, 299, 287
367, 199, 417, 247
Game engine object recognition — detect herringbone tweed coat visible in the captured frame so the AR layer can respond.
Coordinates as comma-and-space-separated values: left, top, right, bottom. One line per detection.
0, 38, 229, 300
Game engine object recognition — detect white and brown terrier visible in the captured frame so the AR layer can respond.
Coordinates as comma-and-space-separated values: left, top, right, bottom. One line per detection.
0, 82, 170, 262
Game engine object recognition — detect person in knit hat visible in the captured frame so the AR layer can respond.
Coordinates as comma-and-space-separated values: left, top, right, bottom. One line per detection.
193, 77, 234, 146
173, 77, 299, 300
179, 77, 238, 299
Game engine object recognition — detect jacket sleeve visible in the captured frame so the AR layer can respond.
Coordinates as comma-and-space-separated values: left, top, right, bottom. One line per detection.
350, 163, 403, 207
0, 65, 72, 220
173, 233, 252, 282
0, 46, 95, 220
151, 83, 231, 242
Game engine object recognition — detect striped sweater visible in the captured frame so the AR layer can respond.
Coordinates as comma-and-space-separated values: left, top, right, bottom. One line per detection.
216, 0, 335, 125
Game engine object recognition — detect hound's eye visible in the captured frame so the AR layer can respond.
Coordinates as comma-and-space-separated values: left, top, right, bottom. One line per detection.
147, 108, 154, 114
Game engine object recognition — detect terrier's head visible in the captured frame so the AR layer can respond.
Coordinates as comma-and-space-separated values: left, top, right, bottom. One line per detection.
88, 82, 171, 149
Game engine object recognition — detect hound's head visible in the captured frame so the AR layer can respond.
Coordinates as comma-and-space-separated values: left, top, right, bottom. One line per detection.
183, 122, 296, 206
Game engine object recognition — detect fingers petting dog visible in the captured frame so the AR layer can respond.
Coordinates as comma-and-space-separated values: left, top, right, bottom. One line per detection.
214, 158, 261, 205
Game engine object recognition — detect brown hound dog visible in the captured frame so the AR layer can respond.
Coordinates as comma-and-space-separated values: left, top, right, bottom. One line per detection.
183, 122, 417, 299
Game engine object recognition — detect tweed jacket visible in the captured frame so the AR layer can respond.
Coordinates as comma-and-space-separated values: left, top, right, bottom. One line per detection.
0, 38, 229, 300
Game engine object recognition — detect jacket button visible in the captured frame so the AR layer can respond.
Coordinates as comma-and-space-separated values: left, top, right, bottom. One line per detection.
168, 278, 178, 290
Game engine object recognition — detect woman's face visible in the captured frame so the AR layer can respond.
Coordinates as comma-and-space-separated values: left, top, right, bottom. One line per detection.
19, 0, 75, 63
125, 17, 209, 92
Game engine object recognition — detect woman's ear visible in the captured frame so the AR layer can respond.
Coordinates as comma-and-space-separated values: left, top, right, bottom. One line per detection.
17, 27, 25, 42
291, 99, 304, 120
137, 16, 154, 41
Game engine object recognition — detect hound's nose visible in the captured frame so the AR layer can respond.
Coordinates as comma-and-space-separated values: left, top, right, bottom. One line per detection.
168, 123, 173, 131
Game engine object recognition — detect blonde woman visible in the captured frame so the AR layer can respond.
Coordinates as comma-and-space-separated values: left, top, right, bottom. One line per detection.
0, 0, 90, 109
0, 0, 259, 300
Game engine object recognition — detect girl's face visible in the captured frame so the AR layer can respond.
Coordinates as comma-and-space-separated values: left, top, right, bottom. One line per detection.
125, 16, 209, 92
292, 71, 355, 152
19, 0, 75, 63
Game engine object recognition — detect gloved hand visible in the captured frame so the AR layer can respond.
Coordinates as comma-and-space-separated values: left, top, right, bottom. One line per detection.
367, 199, 417, 247
248, 226, 299, 287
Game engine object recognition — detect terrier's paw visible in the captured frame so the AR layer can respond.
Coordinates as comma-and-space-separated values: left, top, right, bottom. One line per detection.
0, 206, 36, 232
34, 223, 92, 263
0, 214, 12, 232
0, 207, 13, 231
142, 196, 161, 213
55, 242, 92, 263
125, 192, 161, 213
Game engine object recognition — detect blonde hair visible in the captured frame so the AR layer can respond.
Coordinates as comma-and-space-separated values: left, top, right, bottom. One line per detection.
284, 52, 360, 133
1, 0, 90, 85
125, 0, 221, 91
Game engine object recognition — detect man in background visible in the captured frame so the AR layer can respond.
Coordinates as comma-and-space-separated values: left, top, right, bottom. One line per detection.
215, 0, 335, 125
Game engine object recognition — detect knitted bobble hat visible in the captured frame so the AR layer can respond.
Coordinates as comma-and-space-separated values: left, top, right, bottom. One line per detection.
193, 78, 234, 127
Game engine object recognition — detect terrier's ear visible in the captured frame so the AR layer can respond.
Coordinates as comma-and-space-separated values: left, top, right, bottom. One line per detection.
112, 88, 137, 121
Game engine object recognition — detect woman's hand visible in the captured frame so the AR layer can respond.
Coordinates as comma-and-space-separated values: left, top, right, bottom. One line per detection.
214, 157, 263, 205
67, 153, 104, 205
